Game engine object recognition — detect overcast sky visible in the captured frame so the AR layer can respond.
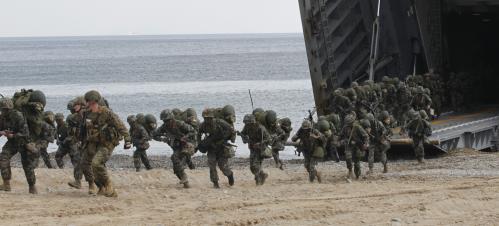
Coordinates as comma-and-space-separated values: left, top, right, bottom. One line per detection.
0, 0, 303, 37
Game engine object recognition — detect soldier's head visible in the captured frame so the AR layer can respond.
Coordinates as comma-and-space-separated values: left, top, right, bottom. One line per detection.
84, 90, 101, 112
379, 111, 391, 125
243, 114, 257, 126
366, 113, 375, 124
44, 111, 55, 124
72, 96, 86, 113
333, 89, 343, 97
416, 86, 425, 94
409, 109, 420, 120
185, 108, 198, 123
145, 114, 157, 130
344, 114, 356, 126
351, 82, 359, 88
279, 117, 292, 133
0, 97, 14, 114
127, 115, 136, 126
265, 110, 278, 127
55, 113, 65, 125
29, 90, 47, 108
202, 108, 215, 124
301, 120, 312, 132
222, 105, 236, 124
160, 109, 175, 126
172, 108, 182, 117
317, 119, 330, 133
360, 119, 372, 133
252, 108, 264, 116
136, 113, 145, 125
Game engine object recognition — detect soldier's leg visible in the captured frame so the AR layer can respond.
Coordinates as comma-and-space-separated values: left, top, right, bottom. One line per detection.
380, 143, 390, 173
207, 151, 219, 188
0, 141, 19, 191
344, 147, 353, 178
91, 145, 115, 197
353, 147, 363, 179
79, 143, 97, 194
133, 148, 142, 172
54, 145, 69, 168
171, 152, 189, 188
186, 155, 195, 170
20, 146, 40, 194
413, 137, 425, 163
249, 151, 262, 184
68, 144, 82, 187
217, 155, 234, 186
140, 149, 152, 170
311, 157, 321, 183
40, 147, 53, 169
367, 145, 375, 173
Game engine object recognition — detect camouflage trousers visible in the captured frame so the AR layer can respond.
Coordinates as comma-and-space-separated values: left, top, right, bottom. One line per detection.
249, 149, 265, 182
55, 143, 82, 182
207, 149, 233, 183
39, 147, 53, 169
171, 151, 189, 184
412, 136, 425, 160
81, 142, 114, 188
345, 145, 365, 177
0, 140, 39, 186
133, 148, 152, 171
303, 151, 320, 181
271, 148, 283, 167
368, 141, 390, 169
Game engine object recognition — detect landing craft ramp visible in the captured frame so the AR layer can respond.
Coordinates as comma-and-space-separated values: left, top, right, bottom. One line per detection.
391, 108, 499, 153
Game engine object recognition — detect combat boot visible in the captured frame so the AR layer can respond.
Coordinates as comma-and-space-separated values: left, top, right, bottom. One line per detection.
29, 184, 38, 194
213, 181, 220, 189
97, 185, 105, 195
348, 170, 354, 180
228, 174, 235, 186
0, 180, 11, 191
383, 164, 388, 173
103, 181, 118, 198
417, 157, 425, 164
87, 181, 97, 195
188, 161, 195, 170
316, 171, 322, 183
183, 181, 191, 189
260, 172, 268, 185
135, 168, 141, 172
354, 167, 361, 180
68, 180, 81, 189
308, 172, 315, 183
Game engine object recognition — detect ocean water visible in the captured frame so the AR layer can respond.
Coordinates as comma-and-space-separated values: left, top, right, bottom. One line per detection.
0, 33, 314, 159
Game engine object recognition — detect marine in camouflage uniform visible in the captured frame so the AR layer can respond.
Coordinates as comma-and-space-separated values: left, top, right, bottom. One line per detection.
317, 115, 340, 162
79, 91, 131, 197
366, 112, 392, 174
0, 94, 44, 194
198, 109, 235, 188
154, 110, 196, 188
263, 111, 287, 170
182, 108, 199, 170
330, 88, 354, 118
131, 114, 155, 172
38, 111, 57, 169
340, 114, 369, 179
412, 86, 432, 116
277, 117, 293, 167
406, 110, 432, 163
55, 113, 83, 188
66, 97, 86, 189
291, 120, 326, 183
240, 114, 271, 185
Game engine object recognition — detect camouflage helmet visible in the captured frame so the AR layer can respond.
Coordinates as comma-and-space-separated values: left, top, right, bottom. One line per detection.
301, 120, 312, 130
136, 113, 145, 124
351, 82, 359, 88
416, 86, 425, 94
28, 90, 47, 107
185, 108, 197, 118
317, 119, 331, 132
145, 114, 157, 124
0, 97, 14, 110
202, 108, 215, 118
333, 89, 343, 96
360, 119, 371, 128
73, 96, 86, 106
243, 114, 256, 124
379, 111, 390, 121
344, 114, 356, 125
44, 111, 55, 123
222, 105, 235, 116
265, 110, 277, 124
382, 76, 390, 83
252, 108, 264, 116
172, 108, 182, 116
366, 113, 375, 122
84, 90, 101, 103
160, 110, 175, 121
127, 115, 136, 124
409, 109, 419, 120
55, 113, 65, 121
419, 110, 429, 120
279, 117, 292, 128
67, 99, 75, 111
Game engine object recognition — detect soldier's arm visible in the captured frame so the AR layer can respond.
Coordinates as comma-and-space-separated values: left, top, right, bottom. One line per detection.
261, 126, 272, 145
12, 111, 29, 138
219, 120, 235, 141
179, 121, 196, 139
109, 111, 131, 143
291, 129, 301, 142
239, 125, 249, 144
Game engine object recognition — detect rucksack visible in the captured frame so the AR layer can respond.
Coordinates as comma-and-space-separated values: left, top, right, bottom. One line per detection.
12, 89, 46, 138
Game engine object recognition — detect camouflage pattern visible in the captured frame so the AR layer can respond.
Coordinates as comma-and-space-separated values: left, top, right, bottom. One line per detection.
54, 114, 82, 184
240, 115, 272, 185
198, 114, 235, 188
405, 111, 432, 162
131, 123, 152, 171
38, 120, 56, 169
291, 122, 326, 183
340, 115, 369, 179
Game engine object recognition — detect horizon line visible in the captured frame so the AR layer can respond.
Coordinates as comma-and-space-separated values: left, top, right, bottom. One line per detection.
0, 32, 304, 39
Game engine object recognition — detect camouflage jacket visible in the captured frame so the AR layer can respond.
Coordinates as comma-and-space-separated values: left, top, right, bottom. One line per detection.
340, 122, 369, 149
83, 107, 131, 146
198, 119, 234, 147
0, 109, 29, 143
291, 128, 326, 152
154, 119, 196, 148
406, 118, 432, 138
132, 124, 151, 147
41, 121, 56, 143
240, 124, 271, 150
